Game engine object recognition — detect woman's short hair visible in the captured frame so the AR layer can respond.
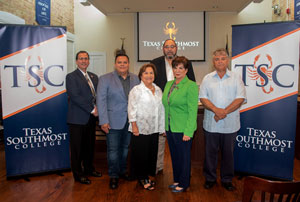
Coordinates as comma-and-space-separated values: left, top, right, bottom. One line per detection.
138, 63, 157, 80
172, 56, 189, 69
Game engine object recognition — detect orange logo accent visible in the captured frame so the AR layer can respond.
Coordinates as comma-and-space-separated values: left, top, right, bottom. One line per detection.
25, 56, 47, 94
164, 22, 178, 40
247, 54, 274, 94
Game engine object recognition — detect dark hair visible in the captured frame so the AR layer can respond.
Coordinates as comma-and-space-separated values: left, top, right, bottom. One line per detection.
138, 63, 157, 80
115, 53, 130, 63
76, 51, 89, 60
172, 56, 189, 69
163, 39, 177, 48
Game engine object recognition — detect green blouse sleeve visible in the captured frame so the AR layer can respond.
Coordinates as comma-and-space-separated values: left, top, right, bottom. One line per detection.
184, 82, 199, 137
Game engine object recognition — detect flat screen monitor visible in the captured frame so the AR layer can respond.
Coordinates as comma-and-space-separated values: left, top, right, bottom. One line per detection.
138, 12, 206, 62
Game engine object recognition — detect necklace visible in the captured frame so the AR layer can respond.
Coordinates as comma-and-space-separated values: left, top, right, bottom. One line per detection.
146, 85, 155, 91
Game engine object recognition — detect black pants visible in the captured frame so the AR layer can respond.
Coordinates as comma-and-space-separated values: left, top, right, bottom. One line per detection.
69, 115, 96, 178
167, 131, 192, 189
203, 130, 237, 183
130, 133, 159, 180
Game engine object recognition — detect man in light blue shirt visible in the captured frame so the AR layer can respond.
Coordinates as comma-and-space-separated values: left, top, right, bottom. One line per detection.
199, 48, 246, 191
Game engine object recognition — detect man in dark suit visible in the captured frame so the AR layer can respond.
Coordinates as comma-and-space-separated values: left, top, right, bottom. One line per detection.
97, 53, 140, 189
151, 39, 196, 91
150, 39, 196, 174
66, 51, 102, 185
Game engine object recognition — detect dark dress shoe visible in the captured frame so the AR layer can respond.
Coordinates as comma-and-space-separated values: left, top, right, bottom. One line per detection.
221, 182, 236, 191
204, 181, 216, 189
75, 177, 91, 185
109, 178, 119, 189
90, 171, 102, 177
156, 169, 163, 175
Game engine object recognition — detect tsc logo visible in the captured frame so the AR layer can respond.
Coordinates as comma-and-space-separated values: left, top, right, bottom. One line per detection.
234, 54, 295, 93
143, 22, 199, 50
4, 55, 64, 94
164, 22, 178, 40
25, 56, 46, 93
248, 54, 274, 94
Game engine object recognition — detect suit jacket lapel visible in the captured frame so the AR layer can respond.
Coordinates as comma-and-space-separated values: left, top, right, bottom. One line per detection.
113, 71, 126, 99
160, 57, 168, 85
129, 73, 137, 89
168, 76, 188, 103
87, 72, 97, 87
75, 69, 95, 97
76, 69, 89, 87
167, 80, 177, 104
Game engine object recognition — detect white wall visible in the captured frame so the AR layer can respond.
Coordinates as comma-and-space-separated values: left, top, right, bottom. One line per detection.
74, 0, 272, 84
74, 1, 135, 74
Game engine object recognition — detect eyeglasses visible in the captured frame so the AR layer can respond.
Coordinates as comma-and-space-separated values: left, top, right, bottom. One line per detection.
163, 45, 176, 49
78, 57, 89, 61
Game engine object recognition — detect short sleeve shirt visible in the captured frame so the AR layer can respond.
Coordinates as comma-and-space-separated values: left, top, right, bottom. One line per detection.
199, 69, 246, 133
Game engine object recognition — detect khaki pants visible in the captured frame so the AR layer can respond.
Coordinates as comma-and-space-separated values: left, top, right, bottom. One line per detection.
156, 134, 166, 173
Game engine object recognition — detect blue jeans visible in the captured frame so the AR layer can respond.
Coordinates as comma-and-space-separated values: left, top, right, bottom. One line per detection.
106, 123, 131, 178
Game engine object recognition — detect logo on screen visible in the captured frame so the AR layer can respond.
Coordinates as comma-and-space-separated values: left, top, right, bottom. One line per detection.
164, 22, 178, 40
234, 54, 295, 93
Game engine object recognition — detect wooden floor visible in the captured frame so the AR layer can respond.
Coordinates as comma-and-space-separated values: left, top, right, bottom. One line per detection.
0, 142, 299, 202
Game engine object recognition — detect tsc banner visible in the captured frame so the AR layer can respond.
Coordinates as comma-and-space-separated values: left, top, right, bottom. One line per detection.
295, 0, 300, 20
0, 24, 70, 177
232, 22, 299, 180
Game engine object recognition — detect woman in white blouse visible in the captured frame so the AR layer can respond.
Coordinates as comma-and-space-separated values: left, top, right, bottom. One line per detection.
128, 63, 165, 191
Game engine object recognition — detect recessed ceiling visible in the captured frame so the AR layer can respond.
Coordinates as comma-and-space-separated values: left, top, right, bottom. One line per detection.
88, 0, 256, 15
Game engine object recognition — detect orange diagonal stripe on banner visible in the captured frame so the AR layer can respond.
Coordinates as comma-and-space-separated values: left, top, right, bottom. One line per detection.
240, 91, 298, 113
232, 28, 300, 60
0, 34, 66, 61
3, 90, 67, 120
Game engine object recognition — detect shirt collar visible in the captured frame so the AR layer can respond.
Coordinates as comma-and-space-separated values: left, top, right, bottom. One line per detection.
173, 75, 188, 86
164, 57, 173, 70
212, 69, 231, 79
140, 80, 158, 91
115, 70, 130, 80
78, 68, 87, 76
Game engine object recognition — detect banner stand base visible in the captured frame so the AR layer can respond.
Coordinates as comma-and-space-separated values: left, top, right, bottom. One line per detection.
234, 171, 292, 182
56, 172, 64, 176
6, 168, 71, 181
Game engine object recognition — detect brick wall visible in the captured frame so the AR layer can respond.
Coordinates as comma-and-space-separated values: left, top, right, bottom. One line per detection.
0, 0, 74, 33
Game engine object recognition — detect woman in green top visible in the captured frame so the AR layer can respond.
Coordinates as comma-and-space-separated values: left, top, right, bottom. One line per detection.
162, 56, 199, 192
